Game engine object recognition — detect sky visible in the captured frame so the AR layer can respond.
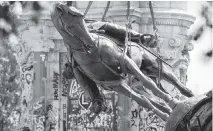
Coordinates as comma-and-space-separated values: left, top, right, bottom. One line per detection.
187, 1, 213, 95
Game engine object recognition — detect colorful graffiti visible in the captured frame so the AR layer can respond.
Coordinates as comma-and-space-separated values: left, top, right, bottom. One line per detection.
67, 79, 116, 131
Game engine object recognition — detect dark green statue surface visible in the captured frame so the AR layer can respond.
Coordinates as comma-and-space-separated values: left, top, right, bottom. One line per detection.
50, 3, 195, 123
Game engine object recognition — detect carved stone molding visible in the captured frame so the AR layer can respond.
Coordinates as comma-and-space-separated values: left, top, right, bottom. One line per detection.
156, 35, 186, 60
140, 12, 195, 35
172, 56, 189, 70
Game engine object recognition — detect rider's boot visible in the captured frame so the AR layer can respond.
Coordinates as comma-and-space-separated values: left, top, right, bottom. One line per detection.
62, 62, 74, 79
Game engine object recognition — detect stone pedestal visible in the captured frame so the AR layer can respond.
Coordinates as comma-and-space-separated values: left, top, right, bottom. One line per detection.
15, 11, 67, 131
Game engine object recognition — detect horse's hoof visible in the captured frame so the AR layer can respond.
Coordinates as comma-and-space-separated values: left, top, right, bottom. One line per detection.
162, 113, 169, 122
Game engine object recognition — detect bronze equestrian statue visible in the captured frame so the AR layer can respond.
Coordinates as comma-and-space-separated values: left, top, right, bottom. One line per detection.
50, 3, 194, 122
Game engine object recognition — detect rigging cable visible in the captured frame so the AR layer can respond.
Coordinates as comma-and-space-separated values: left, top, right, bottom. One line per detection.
148, 1, 162, 88
84, 1, 93, 17
101, 1, 111, 21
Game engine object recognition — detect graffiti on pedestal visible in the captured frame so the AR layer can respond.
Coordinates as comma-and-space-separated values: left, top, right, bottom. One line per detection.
15, 41, 35, 130
46, 102, 59, 131
130, 101, 165, 131
19, 98, 45, 131
67, 79, 116, 131
61, 77, 69, 97
45, 71, 60, 131
60, 75, 70, 131
16, 44, 48, 131
52, 72, 59, 100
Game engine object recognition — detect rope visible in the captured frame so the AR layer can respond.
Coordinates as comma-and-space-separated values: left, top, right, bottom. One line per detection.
157, 54, 163, 88
148, 1, 157, 31
123, 1, 134, 101
101, 1, 111, 21
84, 1, 93, 17
149, 1, 163, 87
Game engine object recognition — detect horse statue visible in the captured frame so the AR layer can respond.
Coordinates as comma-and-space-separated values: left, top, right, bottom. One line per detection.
50, 3, 194, 122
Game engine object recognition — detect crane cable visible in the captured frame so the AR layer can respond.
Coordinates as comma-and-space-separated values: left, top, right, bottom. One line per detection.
123, 1, 134, 101
101, 1, 111, 21
84, 1, 93, 17
148, 1, 162, 88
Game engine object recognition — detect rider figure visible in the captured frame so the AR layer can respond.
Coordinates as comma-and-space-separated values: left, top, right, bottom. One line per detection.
88, 21, 158, 48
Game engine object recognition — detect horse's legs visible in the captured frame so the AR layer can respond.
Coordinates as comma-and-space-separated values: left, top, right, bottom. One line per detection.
122, 55, 179, 109
161, 66, 194, 97
132, 81, 172, 114
72, 67, 105, 113
149, 99, 172, 115
111, 83, 169, 121
142, 52, 194, 97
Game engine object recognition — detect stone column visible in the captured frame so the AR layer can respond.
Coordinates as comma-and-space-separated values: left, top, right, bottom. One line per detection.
16, 11, 61, 131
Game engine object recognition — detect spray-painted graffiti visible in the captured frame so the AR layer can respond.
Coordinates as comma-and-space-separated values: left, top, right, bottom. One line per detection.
60, 73, 70, 131
130, 101, 165, 131
45, 69, 60, 131
20, 63, 34, 110
18, 46, 35, 130
61, 77, 69, 97
67, 79, 116, 131
46, 102, 58, 131
52, 72, 59, 100
19, 114, 45, 131
15, 42, 47, 131
18, 98, 45, 131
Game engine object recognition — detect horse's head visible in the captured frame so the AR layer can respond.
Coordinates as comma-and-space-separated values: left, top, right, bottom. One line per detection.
51, 3, 84, 35
51, 3, 94, 48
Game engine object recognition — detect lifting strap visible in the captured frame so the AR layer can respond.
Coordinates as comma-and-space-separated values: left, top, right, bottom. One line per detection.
101, 1, 111, 21
125, 1, 133, 100
84, 1, 93, 17
149, 1, 162, 87
148, 1, 157, 32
